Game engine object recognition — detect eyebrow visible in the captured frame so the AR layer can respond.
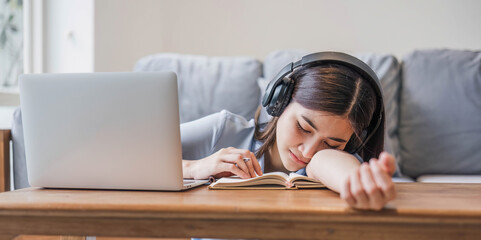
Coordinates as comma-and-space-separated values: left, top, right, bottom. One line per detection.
301, 115, 318, 131
301, 115, 347, 143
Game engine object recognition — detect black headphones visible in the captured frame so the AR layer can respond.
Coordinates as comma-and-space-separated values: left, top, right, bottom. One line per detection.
261, 51, 384, 154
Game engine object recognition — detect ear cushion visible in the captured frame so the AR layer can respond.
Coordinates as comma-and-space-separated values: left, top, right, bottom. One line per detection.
267, 78, 295, 117
276, 78, 295, 116
265, 84, 283, 116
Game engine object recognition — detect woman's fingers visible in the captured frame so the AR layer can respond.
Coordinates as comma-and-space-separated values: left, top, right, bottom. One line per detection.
221, 154, 252, 177
213, 171, 234, 179
219, 148, 261, 178
350, 170, 369, 209
226, 148, 260, 178
244, 158, 257, 178
217, 162, 250, 179
197, 148, 260, 180
370, 159, 396, 201
338, 153, 397, 211
378, 152, 396, 176
249, 151, 263, 176
360, 162, 384, 210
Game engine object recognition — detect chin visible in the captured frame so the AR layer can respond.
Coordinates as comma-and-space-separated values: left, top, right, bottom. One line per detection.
287, 166, 300, 171
281, 156, 301, 172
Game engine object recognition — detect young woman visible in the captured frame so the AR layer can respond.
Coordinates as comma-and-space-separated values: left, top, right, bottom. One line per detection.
181, 52, 396, 211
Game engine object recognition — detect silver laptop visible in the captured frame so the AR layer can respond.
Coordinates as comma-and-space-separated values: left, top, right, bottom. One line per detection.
19, 72, 208, 191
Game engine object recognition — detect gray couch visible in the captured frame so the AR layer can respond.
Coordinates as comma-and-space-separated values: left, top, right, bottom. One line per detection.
11, 49, 481, 189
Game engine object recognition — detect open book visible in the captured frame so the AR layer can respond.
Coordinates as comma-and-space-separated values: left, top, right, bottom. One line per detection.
208, 172, 325, 190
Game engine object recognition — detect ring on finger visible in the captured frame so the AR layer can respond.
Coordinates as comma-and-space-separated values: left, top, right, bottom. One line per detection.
235, 158, 250, 167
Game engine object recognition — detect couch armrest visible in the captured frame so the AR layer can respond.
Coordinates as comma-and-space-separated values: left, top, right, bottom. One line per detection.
0, 129, 11, 192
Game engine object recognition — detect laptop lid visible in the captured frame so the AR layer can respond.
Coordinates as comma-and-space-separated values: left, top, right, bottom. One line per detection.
19, 72, 185, 191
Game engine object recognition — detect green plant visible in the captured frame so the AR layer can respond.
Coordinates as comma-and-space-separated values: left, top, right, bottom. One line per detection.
0, 0, 23, 86
0, 0, 22, 49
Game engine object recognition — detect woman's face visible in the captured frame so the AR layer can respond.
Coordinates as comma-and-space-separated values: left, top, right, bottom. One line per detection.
275, 101, 354, 171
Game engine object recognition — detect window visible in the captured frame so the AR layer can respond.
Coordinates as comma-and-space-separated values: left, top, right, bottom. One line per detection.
0, 0, 23, 87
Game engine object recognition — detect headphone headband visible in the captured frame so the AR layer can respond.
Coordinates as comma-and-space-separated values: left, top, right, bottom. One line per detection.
261, 51, 384, 154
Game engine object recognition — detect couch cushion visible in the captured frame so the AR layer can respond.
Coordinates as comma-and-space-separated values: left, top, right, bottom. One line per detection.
262, 49, 311, 82
12, 107, 30, 189
262, 50, 402, 166
134, 53, 262, 123
399, 49, 481, 178
416, 175, 481, 183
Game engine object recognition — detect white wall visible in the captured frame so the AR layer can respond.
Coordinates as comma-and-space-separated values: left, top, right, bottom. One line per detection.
94, 0, 164, 72
92, 0, 481, 72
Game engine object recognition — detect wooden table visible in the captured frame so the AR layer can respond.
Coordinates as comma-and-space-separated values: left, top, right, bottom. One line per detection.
0, 129, 11, 193
0, 183, 480, 240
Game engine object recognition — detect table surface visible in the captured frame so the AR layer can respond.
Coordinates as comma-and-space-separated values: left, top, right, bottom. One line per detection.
0, 183, 480, 240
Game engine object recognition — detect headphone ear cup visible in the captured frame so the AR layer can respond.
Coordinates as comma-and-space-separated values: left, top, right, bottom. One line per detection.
266, 78, 294, 117
276, 78, 295, 116
265, 83, 283, 116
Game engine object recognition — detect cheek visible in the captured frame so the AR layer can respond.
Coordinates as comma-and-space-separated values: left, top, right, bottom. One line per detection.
277, 122, 302, 149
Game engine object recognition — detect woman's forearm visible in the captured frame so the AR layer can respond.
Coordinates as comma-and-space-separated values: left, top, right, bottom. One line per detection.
306, 149, 361, 193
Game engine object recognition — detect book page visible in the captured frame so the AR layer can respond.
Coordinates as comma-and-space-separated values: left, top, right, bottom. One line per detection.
215, 172, 289, 184
209, 172, 293, 189
264, 171, 289, 179
209, 171, 328, 189
288, 172, 323, 183
210, 172, 325, 189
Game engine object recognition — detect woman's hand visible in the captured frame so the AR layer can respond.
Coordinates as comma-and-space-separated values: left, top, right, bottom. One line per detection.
340, 152, 397, 210
186, 147, 263, 180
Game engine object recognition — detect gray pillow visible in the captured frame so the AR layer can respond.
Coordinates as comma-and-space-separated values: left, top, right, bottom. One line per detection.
12, 107, 30, 189
399, 49, 481, 178
262, 49, 310, 82
134, 53, 262, 123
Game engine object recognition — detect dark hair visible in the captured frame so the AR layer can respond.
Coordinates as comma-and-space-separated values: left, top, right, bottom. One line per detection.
254, 63, 385, 161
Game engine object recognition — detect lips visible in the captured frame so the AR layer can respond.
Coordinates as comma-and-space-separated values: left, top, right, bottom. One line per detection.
289, 151, 307, 165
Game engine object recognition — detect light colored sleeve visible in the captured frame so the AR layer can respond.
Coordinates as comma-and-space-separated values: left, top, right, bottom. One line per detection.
180, 110, 257, 161
180, 111, 227, 160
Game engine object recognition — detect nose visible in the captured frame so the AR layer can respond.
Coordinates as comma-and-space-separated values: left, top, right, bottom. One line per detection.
299, 139, 321, 159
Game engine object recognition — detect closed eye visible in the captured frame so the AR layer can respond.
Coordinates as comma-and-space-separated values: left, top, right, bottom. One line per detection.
325, 142, 341, 149
297, 121, 310, 134
297, 120, 341, 149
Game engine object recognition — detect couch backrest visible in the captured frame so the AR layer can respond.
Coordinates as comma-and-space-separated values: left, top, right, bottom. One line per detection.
398, 49, 481, 178
134, 53, 262, 123
11, 49, 480, 190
